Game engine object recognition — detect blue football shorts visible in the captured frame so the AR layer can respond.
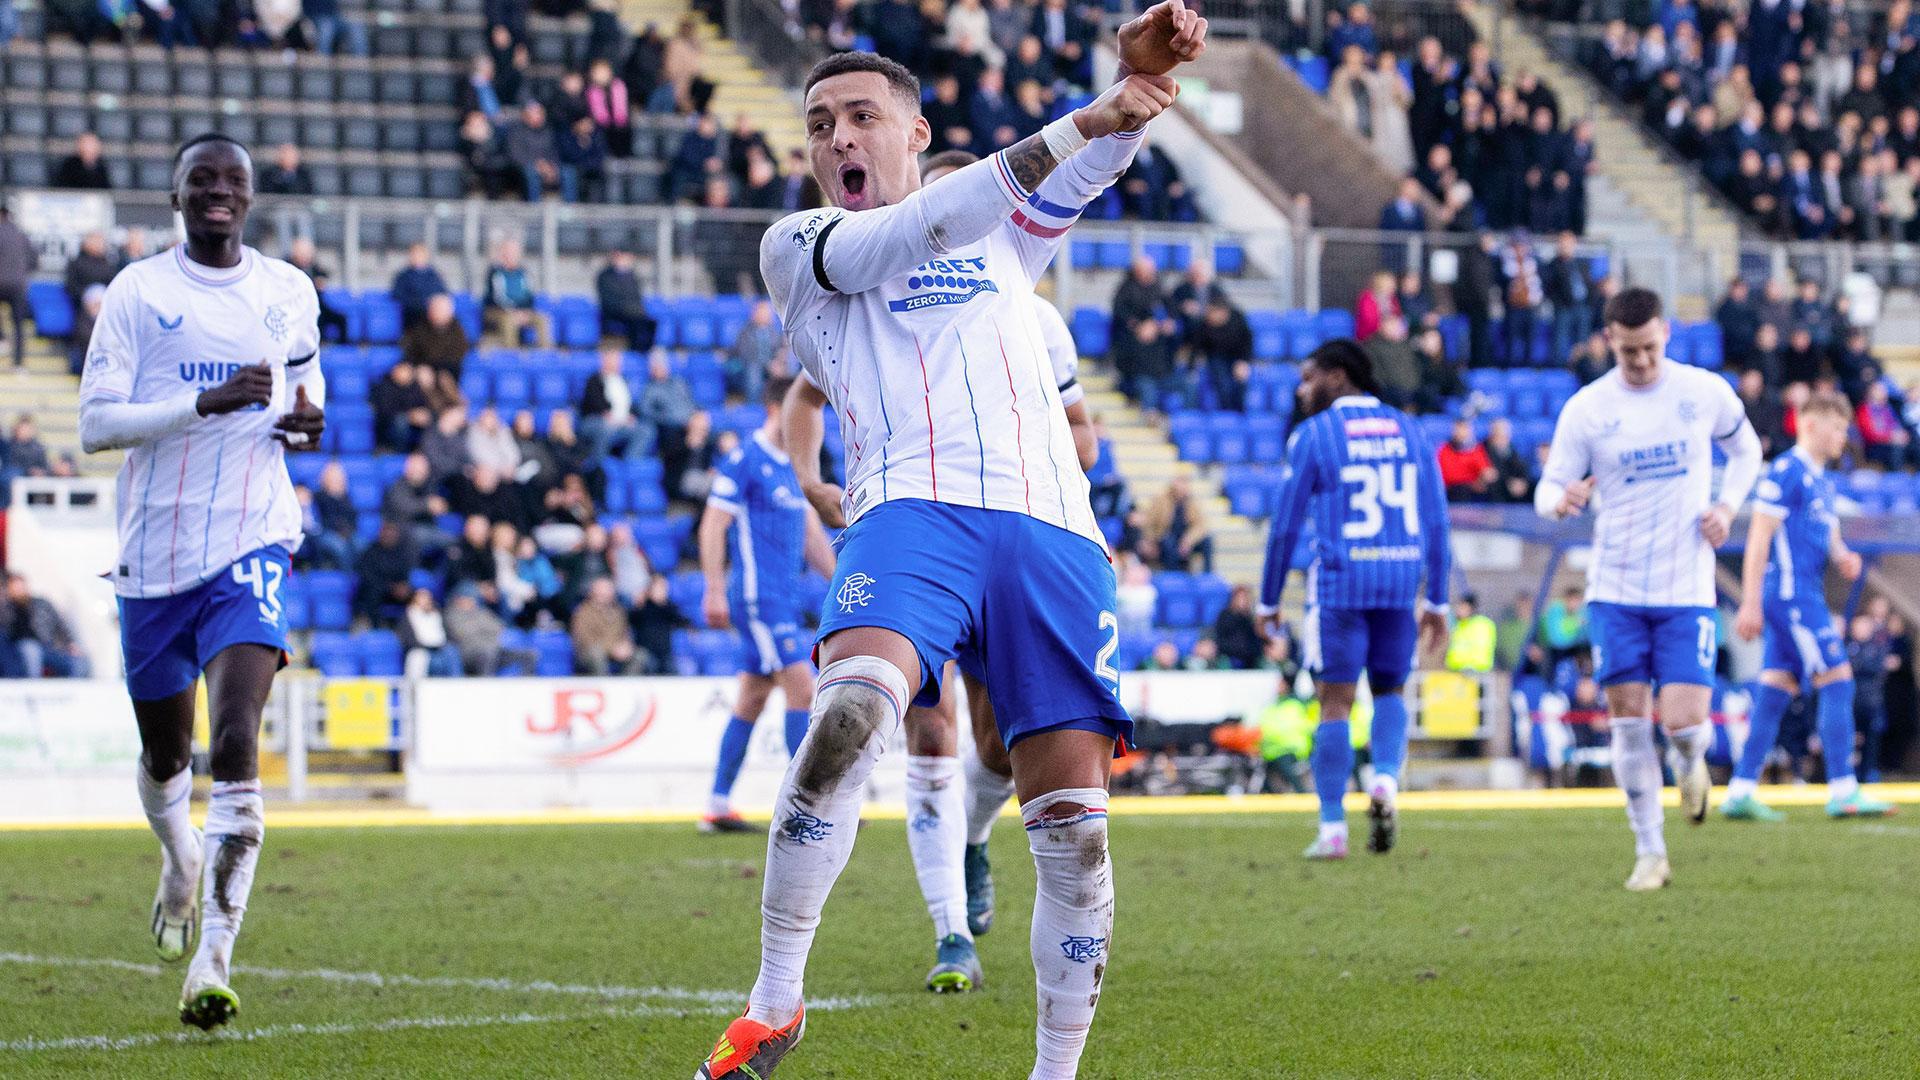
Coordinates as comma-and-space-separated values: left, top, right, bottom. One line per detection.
119, 546, 293, 701
1588, 601, 1717, 689
1760, 598, 1846, 683
730, 596, 810, 676
1304, 606, 1417, 687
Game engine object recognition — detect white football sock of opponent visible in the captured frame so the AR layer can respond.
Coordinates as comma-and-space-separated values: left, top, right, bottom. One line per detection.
964, 752, 1018, 848
1023, 787, 1115, 1080
1609, 718, 1666, 858
138, 765, 199, 897
747, 656, 908, 1027
905, 754, 971, 941
191, 779, 264, 981
1666, 722, 1710, 778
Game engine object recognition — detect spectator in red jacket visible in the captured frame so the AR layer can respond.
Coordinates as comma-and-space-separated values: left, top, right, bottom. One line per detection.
1354, 271, 1401, 341
1436, 419, 1497, 500
1856, 381, 1913, 468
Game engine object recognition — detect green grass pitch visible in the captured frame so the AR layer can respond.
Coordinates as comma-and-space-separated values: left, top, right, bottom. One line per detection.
3, 807, 1917, 1077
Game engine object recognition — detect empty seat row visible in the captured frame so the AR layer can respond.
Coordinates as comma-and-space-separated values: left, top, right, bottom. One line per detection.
1, 44, 467, 107
2, 95, 464, 154
1067, 236, 1248, 275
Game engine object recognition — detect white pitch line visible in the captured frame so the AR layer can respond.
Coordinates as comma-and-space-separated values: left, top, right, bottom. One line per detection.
0, 953, 879, 1012
0, 1003, 679, 1054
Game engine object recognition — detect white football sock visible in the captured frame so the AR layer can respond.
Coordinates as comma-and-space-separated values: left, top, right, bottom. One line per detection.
906, 754, 970, 941
1317, 821, 1349, 843
1726, 776, 1757, 802
1023, 787, 1114, 1080
137, 765, 198, 897
1367, 772, 1399, 804
964, 751, 1018, 848
1666, 722, 1710, 776
192, 780, 264, 982
747, 656, 907, 1028
1829, 775, 1859, 801
1609, 718, 1666, 858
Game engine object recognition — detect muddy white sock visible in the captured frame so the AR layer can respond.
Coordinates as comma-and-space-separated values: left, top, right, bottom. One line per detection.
964, 752, 1018, 848
1024, 787, 1114, 1080
906, 754, 970, 941
747, 657, 907, 1028
192, 780, 264, 981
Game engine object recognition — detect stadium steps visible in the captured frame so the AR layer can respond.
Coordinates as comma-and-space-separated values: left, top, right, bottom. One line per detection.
614, 0, 805, 157
0, 343, 121, 478
1079, 368, 1266, 587
1472, 8, 1736, 320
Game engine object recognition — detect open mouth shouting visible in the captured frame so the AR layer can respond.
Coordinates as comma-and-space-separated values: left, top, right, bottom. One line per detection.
837, 162, 871, 210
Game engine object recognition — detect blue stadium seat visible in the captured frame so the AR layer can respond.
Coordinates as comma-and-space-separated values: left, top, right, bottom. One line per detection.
451, 293, 484, 340
1168, 412, 1210, 461
1209, 413, 1249, 463
533, 630, 573, 676
1096, 240, 1132, 270
1070, 239, 1098, 270
1071, 307, 1109, 357
332, 407, 375, 455
1248, 416, 1285, 461
359, 294, 402, 344
27, 281, 74, 338
406, 568, 444, 600
1292, 55, 1330, 95
281, 578, 312, 631
1248, 310, 1286, 361
533, 369, 573, 408
1280, 310, 1319, 359
357, 630, 404, 676
1213, 242, 1245, 275
306, 571, 354, 630
310, 631, 358, 676
1154, 572, 1199, 627
552, 296, 601, 348
1315, 309, 1355, 340
498, 629, 537, 676
492, 369, 531, 408
1194, 574, 1233, 625
670, 570, 706, 615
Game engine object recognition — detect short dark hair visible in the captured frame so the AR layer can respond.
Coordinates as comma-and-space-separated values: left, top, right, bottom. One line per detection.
920, 150, 978, 179
1305, 338, 1381, 397
1603, 286, 1662, 329
804, 52, 921, 110
765, 373, 796, 406
172, 133, 251, 186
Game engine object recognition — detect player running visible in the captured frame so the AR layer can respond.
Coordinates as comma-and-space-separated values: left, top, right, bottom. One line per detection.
78, 134, 326, 1029
1256, 340, 1451, 861
697, 374, 837, 834
1728, 391, 1894, 821
780, 158, 1098, 992
694, 6, 1205, 1077
1534, 287, 1761, 891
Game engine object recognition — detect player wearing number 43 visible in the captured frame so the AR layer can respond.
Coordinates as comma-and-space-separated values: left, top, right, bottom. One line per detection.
1727, 391, 1895, 822
1534, 287, 1763, 891
1257, 339, 1453, 863
77, 134, 327, 1031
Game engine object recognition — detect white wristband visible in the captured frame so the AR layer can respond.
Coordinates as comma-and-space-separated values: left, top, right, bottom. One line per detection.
1041, 114, 1090, 163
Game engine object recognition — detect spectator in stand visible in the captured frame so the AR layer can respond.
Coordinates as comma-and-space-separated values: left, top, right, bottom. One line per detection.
1496, 234, 1543, 366
1111, 256, 1174, 402
570, 577, 641, 674
285, 238, 348, 342
64, 232, 118, 312
1715, 276, 1761, 370
382, 452, 454, 552
0, 205, 33, 371
924, 74, 974, 155
399, 589, 462, 678
579, 346, 648, 462
506, 100, 560, 202
727, 299, 784, 403
1120, 139, 1194, 221
306, 0, 368, 55
1847, 614, 1893, 781
723, 112, 772, 187
1181, 637, 1232, 671
67, 284, 104, 376
1377, 178, 1426, 274
780, 147, 821, 211
1139, 640, 1183, 672
6, 415, 48, 476
1354, 271, 1400, 342
1122, 317, 1181, 414
55, 132, 111, 190
1362, 315, 1422, 410
1857, 381, 1912, 468
1397, 272, 1433, 331
463, 54, 506, 122
1437, 419, 1497, 501
1169, 260, 1226, 337
465, 405, 522, 477
1213, 585, 1263, 670
1412, 325, 1466, 414
401, 294, 471, 381
485, 238, 549, 346
372, 363, 435, 453
309, 461, 360, 569
604, 521, 652, 605
1186, 295, 1253, 412
631, 572, 689, 674
0, 574, 88, 677
1445, 593, 1498, 674
391, 244, 451, 331
422, 407, 472, 486
595, 249, 656, 349
450, 462, 529, 533
969, 67, 1019, 149
1005, 34, 1055, 94
1540, 585, 1587, 669
446, 588, 526, 676
1031, 0, 1091, 84
557, 115, 609, 204
665, 112, 721, 203
445, 514, 500, 596
547, 70, 591, 133
458, 111, 516, 199
738, 152, 783, 210
257, 143, 313, 196
586, 58, 632, 157
353, 522, 418, 627
661, 16, 714, 114
1142, 474, 1214, 573
1542, 231, 1594, 363
1736, 368, 1788, 457
1483, 417, 1534, 503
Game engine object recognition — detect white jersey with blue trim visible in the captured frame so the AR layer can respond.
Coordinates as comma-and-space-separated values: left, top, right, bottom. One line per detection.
760, 132, 1140, 551
79, 246, 320, 598
1537, 361, 1753, 608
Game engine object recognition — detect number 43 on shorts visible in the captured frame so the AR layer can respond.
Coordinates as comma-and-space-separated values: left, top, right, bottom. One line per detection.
232, 557, 285, 626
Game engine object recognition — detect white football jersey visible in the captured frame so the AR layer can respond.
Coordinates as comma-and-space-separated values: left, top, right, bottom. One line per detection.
1539, 361, 1749, 607
1030, 293, 1085, 409
80, 246, 320, 598
764, 203, 1109, 549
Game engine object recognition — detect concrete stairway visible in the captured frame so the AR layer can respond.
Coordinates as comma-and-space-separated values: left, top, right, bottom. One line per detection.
1471, 7, 1740, 319
0, 342, 119, 479
1079, 367, 1266, 589
616, 0, 804, 156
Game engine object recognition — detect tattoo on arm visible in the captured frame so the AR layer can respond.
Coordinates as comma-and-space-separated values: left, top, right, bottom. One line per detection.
1002, 132, 1063, 193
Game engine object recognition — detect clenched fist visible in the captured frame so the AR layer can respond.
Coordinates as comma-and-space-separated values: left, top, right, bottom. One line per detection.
1117, 0, 1209, 77
1073, 73, 1180, 140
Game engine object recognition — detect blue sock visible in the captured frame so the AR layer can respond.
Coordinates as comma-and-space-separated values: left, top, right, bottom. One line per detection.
1369, 692, 1409, 784
783, 709, 810, 757
1735, 684, 1792, 783
711, 716, 755, 800
1817, 680, 1857, 783
1310, 721, 1353, 824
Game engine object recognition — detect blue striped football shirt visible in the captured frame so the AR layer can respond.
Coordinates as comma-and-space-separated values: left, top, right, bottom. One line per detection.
1259, 395, 1452, 611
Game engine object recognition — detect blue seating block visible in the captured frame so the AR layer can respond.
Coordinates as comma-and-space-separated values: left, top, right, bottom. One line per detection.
27, 281, 74, 338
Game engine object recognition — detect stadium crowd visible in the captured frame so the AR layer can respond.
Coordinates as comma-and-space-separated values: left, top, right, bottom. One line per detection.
1581, 0, 1920, 241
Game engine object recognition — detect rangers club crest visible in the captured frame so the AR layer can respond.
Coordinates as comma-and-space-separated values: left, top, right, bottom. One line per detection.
1059, 935, 1106, 963
836, 572, 876, 613
264, 303, 289, 342
1676, 399, 1696, 422
780, 810, 833, 845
